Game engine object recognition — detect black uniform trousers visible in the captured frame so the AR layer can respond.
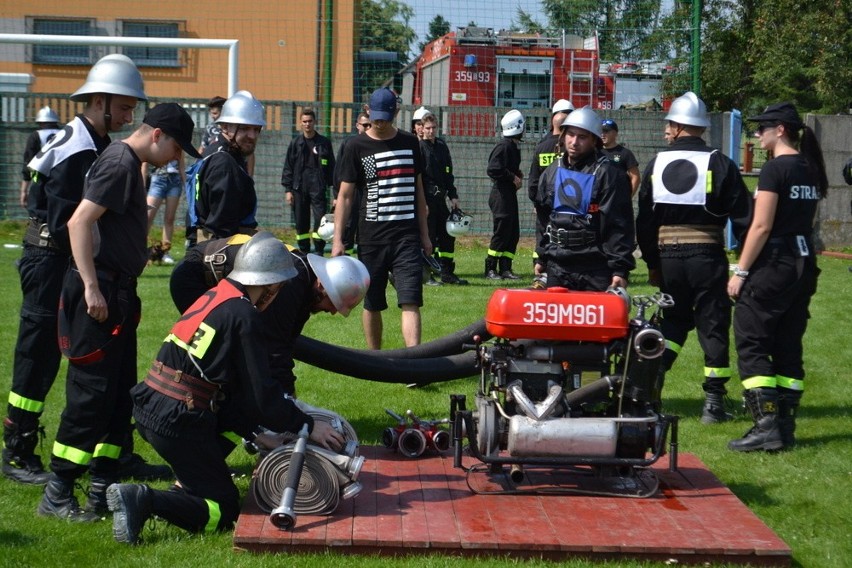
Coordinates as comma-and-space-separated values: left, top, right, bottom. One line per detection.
659, 245, 731, 391
137, 423, 240, 533
734, 245, 818, 382
425, 193, 454, 258
50, 269, 139, 482
488, 186, 520, 257
8, 245, 68, 430
291, 186, 328, 255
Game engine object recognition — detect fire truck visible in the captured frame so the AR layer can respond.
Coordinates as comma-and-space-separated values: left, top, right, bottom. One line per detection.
403, 27, 667, 136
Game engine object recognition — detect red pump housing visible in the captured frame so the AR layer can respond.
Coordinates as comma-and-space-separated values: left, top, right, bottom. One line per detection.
485, 287, 629, 342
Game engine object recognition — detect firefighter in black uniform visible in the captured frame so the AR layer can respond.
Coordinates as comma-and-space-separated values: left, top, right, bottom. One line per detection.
195, 90, 264, 243
282, 107, 336, 255
420, 113, 467, 285
528, 99, 574, 284
726, 103, 827, 452
170, 234, 370, 395
4, 56, 150, 487
105, 233, 345, 544
636, 92, 752, 423
37, 104, 200, 522
18, 106, 60, 209
536, 107, 635, 291
485, 109, 525, 280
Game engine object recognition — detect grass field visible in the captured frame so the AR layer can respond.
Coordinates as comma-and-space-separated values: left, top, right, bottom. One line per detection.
0, 220, 849, 568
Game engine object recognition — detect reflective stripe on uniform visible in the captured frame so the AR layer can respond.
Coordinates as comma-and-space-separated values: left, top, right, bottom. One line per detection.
741, 375, 777, 389
92, 442, 121, 459
296, 232, 312, 241
220, 430, 241, 446
704, 366, 732, 379
166, 321, 217, 359
487, 249, 501, 258
8, 391, 45, 414
204, 498, 222, 533
776, 375, 804, 391
52, 441, 93, 466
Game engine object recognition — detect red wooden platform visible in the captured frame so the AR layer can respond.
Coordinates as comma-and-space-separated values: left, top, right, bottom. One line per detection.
233, 447, 791, 565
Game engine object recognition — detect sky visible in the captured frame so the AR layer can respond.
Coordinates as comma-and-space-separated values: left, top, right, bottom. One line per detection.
405, 0, 548, 52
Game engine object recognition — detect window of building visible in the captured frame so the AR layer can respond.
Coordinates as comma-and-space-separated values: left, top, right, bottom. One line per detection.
122, 21, 183, 68
31, 18, 93, 65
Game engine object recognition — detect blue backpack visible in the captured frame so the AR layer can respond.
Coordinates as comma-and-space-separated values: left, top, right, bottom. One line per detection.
184, 157, 209, 227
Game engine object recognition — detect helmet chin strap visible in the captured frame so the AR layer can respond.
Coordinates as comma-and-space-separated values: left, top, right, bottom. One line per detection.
103, 93, 113, 133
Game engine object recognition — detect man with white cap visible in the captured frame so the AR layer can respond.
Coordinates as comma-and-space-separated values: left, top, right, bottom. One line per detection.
636, 91, 751, 423
528, 99, 574, 284
19, 106, 60, 208
534, 106, 635, 291
485, 109, 526, 280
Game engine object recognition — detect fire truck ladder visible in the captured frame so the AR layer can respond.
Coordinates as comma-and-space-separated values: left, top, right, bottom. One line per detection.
568, 51, 595, 108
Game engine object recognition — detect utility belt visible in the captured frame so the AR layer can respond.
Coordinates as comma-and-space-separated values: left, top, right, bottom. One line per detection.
144, 360, 223, 412
196, 226, 256, 244
70, 260, 136, 288
202, 250, 229, 287
658, 224, 724, 247
545, 221, 597, 250
765, 235, 812, 258
24, 218, 60, 250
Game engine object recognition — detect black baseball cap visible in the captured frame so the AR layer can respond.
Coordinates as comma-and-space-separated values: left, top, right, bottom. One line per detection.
143, 103, 202, 159
601, 119, 618, 132
748, 102, 803, 128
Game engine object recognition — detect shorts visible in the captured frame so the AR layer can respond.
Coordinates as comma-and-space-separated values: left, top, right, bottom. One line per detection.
148, 173, 182, 199
359, 239, 423, 311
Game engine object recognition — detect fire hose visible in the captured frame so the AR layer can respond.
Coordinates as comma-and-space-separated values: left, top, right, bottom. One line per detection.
254, 406, 365, 526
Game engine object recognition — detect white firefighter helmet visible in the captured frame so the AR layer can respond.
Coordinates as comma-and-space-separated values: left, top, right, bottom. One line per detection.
35, 106, 60, 123
70, 54, 147, 102
229, 232, 297, 286
446, 207, 473, 237
317, 213, 335, 241
551, 99, 575, 114
561, 106, 603, 140
501, 109, 525, 137
217, 90, 267, 128
665, 91, 710, 128
306, 254, 370, 317
412, 106, 433, 122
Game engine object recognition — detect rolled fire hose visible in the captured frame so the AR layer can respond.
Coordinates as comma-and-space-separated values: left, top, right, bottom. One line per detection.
269, 424, 310, 530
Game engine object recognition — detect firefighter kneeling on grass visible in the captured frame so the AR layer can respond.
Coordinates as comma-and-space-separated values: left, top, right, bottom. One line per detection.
107, 233, 344, 544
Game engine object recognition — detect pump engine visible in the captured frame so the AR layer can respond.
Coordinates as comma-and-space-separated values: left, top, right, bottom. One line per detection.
451, 287, 678, 497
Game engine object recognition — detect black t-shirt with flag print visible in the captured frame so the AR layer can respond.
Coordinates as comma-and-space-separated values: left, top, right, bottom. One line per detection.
337, 129, 424, 245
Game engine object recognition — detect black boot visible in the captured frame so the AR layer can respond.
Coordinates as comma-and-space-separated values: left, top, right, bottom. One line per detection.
85, 477, 116, 517
485, 257, 501, 280
777, 387, 803, 449
728, 388, 783, 452
440, 259, 468, 285
38, 475, 101, 522
107, 483, 154, 545
498, 257, 521, 280
701, 382, 733, 424
2, 417, 51, 485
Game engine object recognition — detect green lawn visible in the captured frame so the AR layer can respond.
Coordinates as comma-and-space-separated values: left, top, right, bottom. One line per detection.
0, 221, 849, 568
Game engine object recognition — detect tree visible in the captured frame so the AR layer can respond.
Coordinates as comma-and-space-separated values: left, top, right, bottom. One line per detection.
418, 15, 451, 53
356, 0, 417, 98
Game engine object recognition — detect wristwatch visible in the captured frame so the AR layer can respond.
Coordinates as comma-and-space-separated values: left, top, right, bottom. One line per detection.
733, 266, 749, 279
